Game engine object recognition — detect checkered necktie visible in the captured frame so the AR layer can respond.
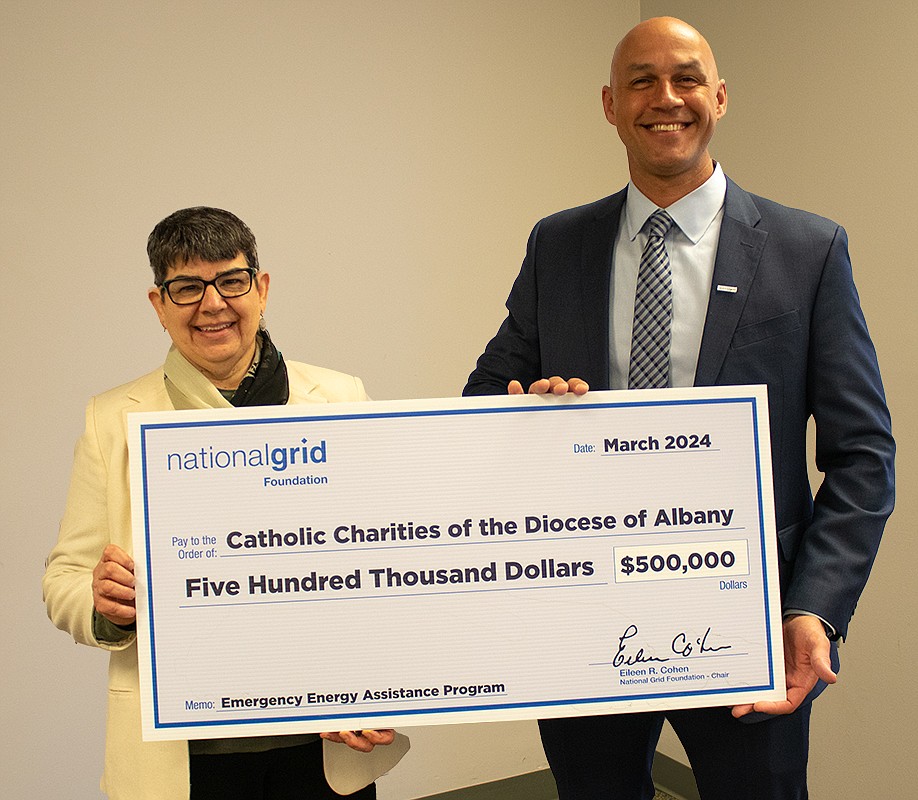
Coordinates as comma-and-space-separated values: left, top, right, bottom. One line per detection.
628, 209, 675, 389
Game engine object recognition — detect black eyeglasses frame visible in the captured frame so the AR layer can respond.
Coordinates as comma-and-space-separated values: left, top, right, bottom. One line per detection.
160, 267, 258, 305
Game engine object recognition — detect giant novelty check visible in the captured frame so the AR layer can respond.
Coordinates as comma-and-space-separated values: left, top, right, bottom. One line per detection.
129, 386, 785, 741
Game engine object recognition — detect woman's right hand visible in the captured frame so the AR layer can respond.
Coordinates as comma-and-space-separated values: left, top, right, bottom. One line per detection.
92, 544, 136, 626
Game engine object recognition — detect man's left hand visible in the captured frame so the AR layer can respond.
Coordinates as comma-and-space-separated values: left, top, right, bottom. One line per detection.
732, 614, 836, 718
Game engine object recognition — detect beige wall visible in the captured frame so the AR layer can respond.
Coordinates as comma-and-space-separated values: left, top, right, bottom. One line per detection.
0, 2, 635, 798
4, 0, 913, 797
643, 1, 918, 795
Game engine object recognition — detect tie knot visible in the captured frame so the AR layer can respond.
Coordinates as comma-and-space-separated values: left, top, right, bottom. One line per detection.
644, 209, 673, 240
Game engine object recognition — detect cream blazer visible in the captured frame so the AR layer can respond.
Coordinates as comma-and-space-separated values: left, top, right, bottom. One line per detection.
43, 362, 405, 799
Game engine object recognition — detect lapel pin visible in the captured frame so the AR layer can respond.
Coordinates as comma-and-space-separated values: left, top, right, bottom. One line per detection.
716, 284, 738, 294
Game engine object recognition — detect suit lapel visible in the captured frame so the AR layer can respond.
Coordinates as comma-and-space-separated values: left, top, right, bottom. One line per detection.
119, 369, 172, 442
694, 179, 768, 386
581, 189, 627, 388
125, 370, 171, 410
288, 381, 326, 404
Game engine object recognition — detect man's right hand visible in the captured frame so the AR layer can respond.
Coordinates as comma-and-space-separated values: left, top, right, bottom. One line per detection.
508, 376, 589, 396
92, 544, 136, 626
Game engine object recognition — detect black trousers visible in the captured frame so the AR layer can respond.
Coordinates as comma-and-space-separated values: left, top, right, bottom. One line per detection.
539, 704, 812, 800
189, 740, 377, 800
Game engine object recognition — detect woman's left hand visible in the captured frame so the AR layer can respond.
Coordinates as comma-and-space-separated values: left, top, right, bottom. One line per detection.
320, 729, 396, 752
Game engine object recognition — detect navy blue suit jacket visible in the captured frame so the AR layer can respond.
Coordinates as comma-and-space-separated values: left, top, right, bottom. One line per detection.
464, 178, 894, 639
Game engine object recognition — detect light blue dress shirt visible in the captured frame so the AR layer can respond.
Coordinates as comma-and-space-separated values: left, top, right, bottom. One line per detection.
609, 163, 727, 389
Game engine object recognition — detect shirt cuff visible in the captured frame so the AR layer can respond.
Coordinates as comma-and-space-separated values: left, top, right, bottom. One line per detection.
783, 609, 837, 640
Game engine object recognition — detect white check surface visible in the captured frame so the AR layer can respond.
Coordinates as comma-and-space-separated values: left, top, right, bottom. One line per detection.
129, 386, 785, 740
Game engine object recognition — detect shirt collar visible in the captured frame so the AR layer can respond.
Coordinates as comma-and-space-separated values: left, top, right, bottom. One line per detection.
624, 162, 727, 244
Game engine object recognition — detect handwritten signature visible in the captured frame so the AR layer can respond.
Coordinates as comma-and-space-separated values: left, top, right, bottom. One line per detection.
612, 624, 733, 667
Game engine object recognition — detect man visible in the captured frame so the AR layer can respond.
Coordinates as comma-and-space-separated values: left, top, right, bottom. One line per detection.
463, 17, 895, 799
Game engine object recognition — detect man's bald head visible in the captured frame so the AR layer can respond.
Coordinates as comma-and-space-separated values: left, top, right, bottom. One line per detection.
611, 17, 720, 87
602, 17, 727, 205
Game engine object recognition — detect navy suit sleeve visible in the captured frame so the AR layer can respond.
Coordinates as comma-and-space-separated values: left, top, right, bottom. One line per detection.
463, 199, 617, 396
463, 222, 545, 396
784, 225, 895, 637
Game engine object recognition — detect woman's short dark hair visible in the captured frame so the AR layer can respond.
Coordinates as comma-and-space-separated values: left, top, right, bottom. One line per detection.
147, 207, 259, 285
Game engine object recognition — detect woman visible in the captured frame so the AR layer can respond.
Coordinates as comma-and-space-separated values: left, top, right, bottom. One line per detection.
43, 207, 405, 800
